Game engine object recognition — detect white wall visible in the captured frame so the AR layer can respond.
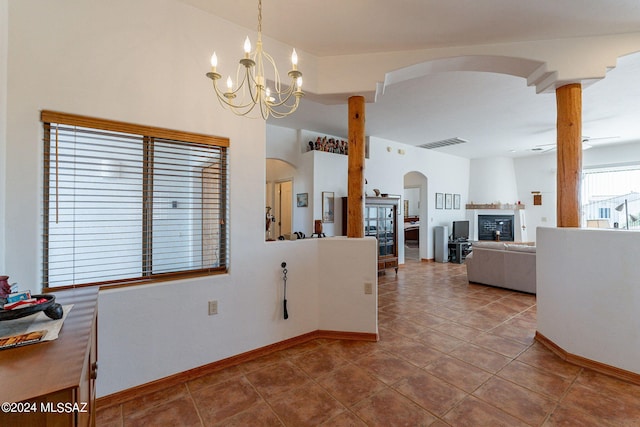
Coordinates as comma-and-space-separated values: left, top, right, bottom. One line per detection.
513, 152, 558, 235
583, 141, 640, 167
537, 227, 640, 375
403, 187, 420, 217
469, 157, 519, 205
0, 0, 7, 273
313, 151, 349, 236
318, 237, 378, 332
5, 0, 375, 397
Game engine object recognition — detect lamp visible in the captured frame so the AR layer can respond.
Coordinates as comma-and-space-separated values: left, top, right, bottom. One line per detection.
615, 199, 629, 229
206, 0, 303, 120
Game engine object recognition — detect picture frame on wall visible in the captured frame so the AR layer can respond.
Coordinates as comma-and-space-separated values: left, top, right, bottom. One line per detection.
296, 193, 308, 207
453, 194, 461, 210
445, 193, 453, 209
435, 193, 444, 209
322, 191, 335, 223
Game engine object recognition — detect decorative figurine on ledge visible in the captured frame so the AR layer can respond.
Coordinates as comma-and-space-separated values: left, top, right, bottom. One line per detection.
307, 135, 349, 155
311, 219, 326, 238
266, 207, 276, 241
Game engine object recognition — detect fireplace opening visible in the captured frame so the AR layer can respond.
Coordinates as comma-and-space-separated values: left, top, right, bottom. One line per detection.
478, 215, 514, 241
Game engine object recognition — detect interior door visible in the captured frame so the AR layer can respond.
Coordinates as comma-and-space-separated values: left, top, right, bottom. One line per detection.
276, 180, 293, 236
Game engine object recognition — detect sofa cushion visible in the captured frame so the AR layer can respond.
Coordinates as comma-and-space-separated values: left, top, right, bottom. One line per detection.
466, 247, 506, 287
471, 241, 506, 250
504, 244, 536, 253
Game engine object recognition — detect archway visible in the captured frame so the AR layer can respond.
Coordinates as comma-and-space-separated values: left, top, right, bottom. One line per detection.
403, 171, 428, 261
266, 158, 296, 240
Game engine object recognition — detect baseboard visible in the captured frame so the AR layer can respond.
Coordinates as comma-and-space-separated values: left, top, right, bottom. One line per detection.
535, 331, 640, 386
96, 329, 378, 409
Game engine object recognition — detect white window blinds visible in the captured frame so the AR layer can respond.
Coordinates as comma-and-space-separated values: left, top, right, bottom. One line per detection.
42, 111, 229, 289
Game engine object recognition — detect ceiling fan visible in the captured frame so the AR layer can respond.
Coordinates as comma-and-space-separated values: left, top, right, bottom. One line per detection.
531, 135, 620, 153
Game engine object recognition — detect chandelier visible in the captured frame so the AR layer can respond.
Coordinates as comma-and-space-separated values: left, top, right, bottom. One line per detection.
206, 0, 303, 120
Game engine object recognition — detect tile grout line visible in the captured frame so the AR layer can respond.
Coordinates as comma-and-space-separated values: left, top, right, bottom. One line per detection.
183, 381, 206, 427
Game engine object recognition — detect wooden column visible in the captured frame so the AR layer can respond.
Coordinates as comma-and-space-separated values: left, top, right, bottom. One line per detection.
347, 96, 366, 238
556, 83, 583, 227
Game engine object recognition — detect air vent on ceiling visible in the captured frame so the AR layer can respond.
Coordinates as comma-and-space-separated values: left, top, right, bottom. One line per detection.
418, 137, 468, 150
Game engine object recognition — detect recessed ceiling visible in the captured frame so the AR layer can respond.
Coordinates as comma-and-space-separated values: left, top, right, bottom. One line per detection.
181, 0, 640, 56
183, 0, 640, 158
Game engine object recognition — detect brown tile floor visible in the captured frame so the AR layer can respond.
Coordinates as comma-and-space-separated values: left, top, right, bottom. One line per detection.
96, 260, 640, 426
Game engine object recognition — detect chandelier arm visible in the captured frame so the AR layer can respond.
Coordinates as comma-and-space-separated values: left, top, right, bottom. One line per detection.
242, 66, 263, 105
212, 80, 260, 113
265, 90, 297, 108
268, 97, 302, 119
260, 51, 283, 91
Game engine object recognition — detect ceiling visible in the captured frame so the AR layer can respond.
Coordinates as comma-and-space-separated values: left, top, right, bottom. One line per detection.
183, 0, 640, 158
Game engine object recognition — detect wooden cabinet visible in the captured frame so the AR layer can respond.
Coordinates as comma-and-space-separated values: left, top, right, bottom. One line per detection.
0, 287, 98, 427
343, 196, 399, 274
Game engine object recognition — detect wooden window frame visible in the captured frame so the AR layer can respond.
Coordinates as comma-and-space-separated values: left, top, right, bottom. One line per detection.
41, 111, 229, 291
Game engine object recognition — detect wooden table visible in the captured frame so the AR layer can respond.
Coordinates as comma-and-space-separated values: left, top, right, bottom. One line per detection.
378, 256, 398, 275
0, 287, 98, 427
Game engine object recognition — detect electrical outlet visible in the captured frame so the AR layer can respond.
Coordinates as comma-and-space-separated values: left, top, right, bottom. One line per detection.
364, 282, 373, 295
208, 300, 218, 315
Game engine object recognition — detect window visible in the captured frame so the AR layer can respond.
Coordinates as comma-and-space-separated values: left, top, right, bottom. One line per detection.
598, 207, 611, 219
581, 164, 640, 229
42, 111, 229, 289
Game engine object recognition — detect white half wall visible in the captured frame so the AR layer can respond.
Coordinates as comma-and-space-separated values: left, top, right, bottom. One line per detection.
537, 227, 640, 375
318, 237, 378, 333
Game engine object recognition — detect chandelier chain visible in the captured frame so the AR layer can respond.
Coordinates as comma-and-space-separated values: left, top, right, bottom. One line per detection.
257, 0, 262, 35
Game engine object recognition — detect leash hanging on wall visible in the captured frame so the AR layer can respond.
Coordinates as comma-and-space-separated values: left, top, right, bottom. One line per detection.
281, 262, 289, 319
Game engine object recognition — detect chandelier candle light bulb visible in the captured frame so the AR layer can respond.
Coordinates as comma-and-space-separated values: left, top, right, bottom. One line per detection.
210, 52, 217, 73
244, 37, 251, 57
265, 87, 275, 104
205, 0, 304, 119
224, 76, 236, 99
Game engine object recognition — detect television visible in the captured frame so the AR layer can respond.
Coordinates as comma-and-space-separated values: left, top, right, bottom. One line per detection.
452, 220, 470, 241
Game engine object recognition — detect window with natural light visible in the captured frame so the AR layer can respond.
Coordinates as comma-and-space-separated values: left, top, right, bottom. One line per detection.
582, 165, 640, 229
42, 111, 229, 289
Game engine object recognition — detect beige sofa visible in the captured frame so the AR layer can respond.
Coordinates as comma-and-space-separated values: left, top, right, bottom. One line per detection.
465, 241, 536, 294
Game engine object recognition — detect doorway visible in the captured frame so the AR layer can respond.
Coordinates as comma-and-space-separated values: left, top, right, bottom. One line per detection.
274, 180, 293, 237
404, 172, 428, 261
403, 186, 421, 260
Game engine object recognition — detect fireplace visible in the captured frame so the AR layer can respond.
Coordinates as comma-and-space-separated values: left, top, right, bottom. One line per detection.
478, 215, 515, 241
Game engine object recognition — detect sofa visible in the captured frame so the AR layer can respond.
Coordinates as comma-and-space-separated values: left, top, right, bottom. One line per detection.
465, 241, 536, 294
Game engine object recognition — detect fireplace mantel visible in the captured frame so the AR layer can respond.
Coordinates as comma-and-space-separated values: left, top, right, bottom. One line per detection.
466, 203, 525, 210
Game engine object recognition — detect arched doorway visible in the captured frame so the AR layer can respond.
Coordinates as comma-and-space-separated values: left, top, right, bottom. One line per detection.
266, 158, 296, 240
403, 171, 428, 261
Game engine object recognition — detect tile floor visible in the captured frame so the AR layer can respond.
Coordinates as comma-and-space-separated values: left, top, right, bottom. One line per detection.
96, 260, 640, 426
